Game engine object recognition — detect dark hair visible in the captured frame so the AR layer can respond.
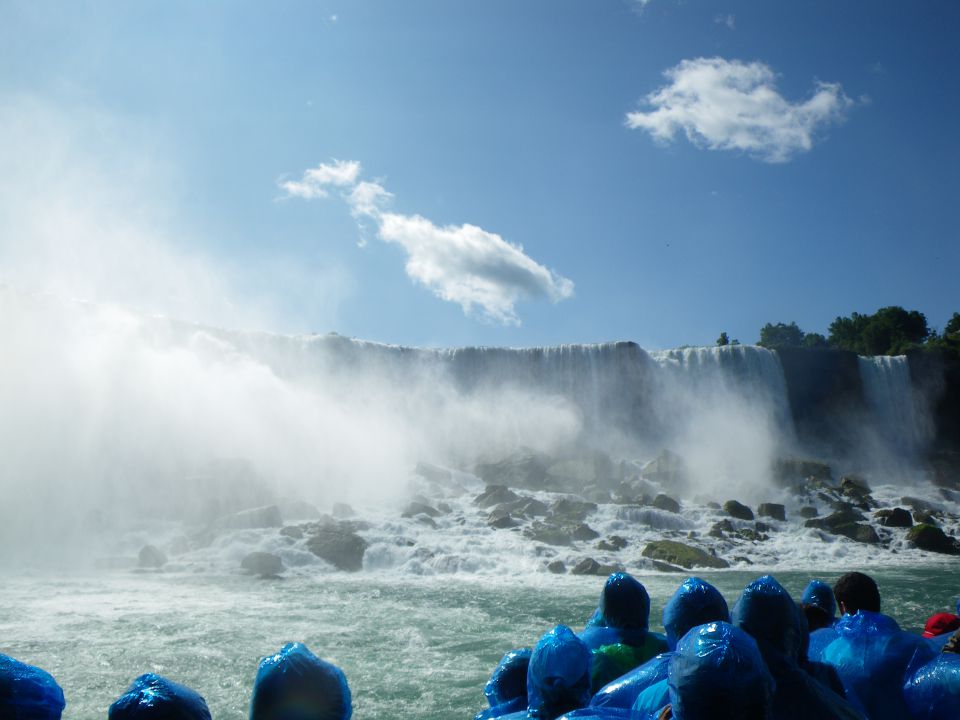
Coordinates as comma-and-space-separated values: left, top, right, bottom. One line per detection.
833, 572, 880, 614
802, 603, 834, 633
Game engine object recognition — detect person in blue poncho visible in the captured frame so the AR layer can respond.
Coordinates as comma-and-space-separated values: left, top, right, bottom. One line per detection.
580, 573, 668, 692
809, 572, 937, 720
250, 643, 352, 720
475, 649, 532, 720
731, 575, 865, 720
903, 651, 960, 720
646, 621, 774, 720
592, 577, 729, 716
801, 579, 837, 633
0, 654, 66, 720
109, 674, 212, 720
490, 625, 592, 720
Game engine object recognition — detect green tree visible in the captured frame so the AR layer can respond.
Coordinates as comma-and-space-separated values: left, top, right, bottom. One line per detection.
802, 332, 828, 348
945, 312, 960, 337
716, 332, 729, 346
828, 306, 929, 355
758, 322, 805, 349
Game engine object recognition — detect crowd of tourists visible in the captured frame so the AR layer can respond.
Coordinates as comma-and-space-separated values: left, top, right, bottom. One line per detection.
1, 571, 958, 719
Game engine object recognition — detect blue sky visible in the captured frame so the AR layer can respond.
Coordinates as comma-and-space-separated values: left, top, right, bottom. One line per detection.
0, 0, 957, 349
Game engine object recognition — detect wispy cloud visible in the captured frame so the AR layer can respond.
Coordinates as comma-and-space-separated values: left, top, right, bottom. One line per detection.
282, 163, 574, 325
626, 57, 853, 163
279, 159, 360, 199
714, 13, 735, 30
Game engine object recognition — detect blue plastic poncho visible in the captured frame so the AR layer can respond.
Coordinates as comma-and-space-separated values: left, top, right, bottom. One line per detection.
475, 649, 531, 720
666, 621, 773, 720
588, 654, 670, 711
250, 643, 352, 720
663, 577, 729, 651
817, 610, 937, 720
904, 652, 960, 720
801, 580, 837, 618
581, 574, 652, 650
732, 576, 865, 720
109, 674, 211, 720
527, 626, 592, 720
0, 654, 65, 720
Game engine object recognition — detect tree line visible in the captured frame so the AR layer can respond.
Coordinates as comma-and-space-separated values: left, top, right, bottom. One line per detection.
715, 306, 960, 357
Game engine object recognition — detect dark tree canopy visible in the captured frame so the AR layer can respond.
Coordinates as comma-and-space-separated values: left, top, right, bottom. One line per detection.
716, 332, 729, 347
758, 322, 805, 349
828, 306, 929, 355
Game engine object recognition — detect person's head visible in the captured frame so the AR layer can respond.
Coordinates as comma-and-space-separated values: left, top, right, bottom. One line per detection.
109, 674, 211, 720
0, 654, 66, 720
527, 625, 592, 720
802, 604, 834, 633
833, 572, 880, 615
250, 643, 352, 720
663, 577, 730, 650
483, 648, 531, 708
667, 622, 773, 720
923, 613, 960, 639
801, 580, 836, 619
598, 572, 650, 630
731, 575, 803, 661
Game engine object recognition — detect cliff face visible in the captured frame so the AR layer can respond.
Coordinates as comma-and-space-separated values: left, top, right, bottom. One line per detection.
907, 349, 960, 453
775, 347, 868, 457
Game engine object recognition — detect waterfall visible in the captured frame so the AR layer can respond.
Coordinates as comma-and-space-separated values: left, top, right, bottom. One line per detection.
858, 355, 932, 458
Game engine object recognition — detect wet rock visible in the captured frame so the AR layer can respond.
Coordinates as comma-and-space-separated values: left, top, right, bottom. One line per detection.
276, 499, 322, 521
241, 551, 284, 577
305, 525, 368, 571
572, 523, 600, 541
736, 528, 769, 543
709, 519, 735, 538
217, 504, 283, 530
874, 508, 913, 528
755, 521, 772, 534
757, 503, 786, 521
414, 514, 438, 529
652, 494, 681, 514
596, 536, 628, 552
475, 450, 551, 490
906, 524, 960, 555
799, 506, 819, 519
805, 508, 866, 532
840, 474, 871, 497
138, 544, 167, 569
473, 485, 520, 509
723, 500, 754, 521
650, 560, 685, 572
549, 498, 598, 523
570, 557, 623, 576
402, 501, 441, 518
518, 498, 549, 517
616, 506, 693, 531
641, 540, 729, 569
524, 521, 575, 546
488, 508, 520, 529
613, 480, 647, 505
331, 502, 355, 518
705, 501, 721, 510
583, 487, 612, 504
279, 525, 304, 540
914, 510, 939, 526
642, 449, 688, 487
832, 523, 880, 544
547, 560, 567, 574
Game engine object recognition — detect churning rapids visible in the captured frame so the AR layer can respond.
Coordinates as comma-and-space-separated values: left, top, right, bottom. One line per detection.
1, 287, 959, 717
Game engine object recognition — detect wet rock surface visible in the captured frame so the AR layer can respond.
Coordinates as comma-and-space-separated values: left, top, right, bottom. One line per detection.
641, 540, 730, 569
241, 551, 284, 577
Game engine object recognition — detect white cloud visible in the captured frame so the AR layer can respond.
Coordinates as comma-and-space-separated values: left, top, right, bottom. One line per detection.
626, 57, 853, 162
280, 159, 361, 199
377, 213, 573, 325
284, 163, 574, 324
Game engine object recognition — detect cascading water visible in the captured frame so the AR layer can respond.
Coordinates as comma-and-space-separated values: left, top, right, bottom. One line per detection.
858, 355, 933, 459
